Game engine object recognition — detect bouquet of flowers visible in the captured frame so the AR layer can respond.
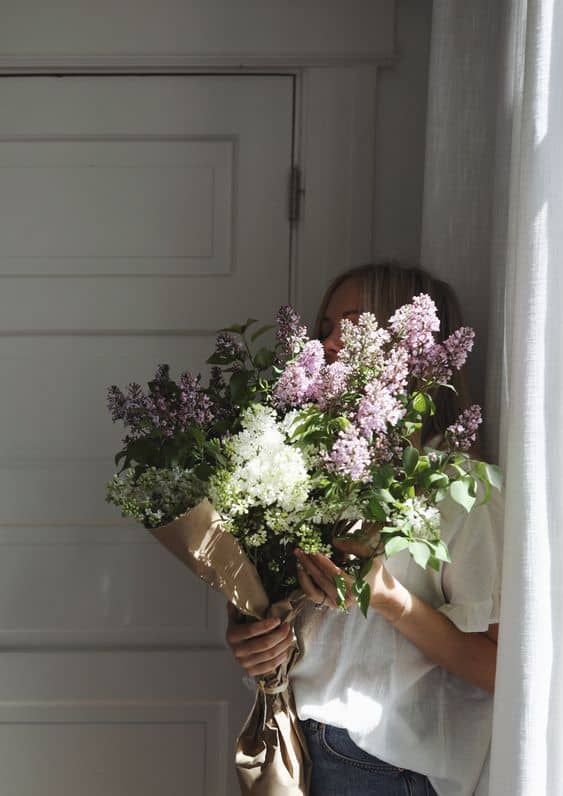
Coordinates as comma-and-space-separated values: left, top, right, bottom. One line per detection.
105, 295, 501, 795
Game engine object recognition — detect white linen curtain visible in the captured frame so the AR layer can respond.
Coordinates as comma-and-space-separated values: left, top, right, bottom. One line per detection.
422, 1, 563, 793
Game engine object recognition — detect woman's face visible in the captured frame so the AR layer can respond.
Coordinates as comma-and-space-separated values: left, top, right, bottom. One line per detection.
319, 278, 363, 364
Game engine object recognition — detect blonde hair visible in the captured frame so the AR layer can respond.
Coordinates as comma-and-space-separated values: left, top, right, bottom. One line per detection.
313, 262, 474, 448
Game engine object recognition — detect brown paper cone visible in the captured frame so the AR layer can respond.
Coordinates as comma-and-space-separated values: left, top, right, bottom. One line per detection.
148, 499, 312, 795
235, 591, 312, 795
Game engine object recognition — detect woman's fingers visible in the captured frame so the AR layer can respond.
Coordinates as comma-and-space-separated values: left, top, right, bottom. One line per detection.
225, 599, 294, 676
244, 649, 293, 678
295, 550, 342, 608
332, 536, 375, 559
232, 622, 292, 660
231, 622, 294, 677
296, 564, 328, 605
225, 604, 282, 646
237, 634, 295, 676
295, 550, 357, 609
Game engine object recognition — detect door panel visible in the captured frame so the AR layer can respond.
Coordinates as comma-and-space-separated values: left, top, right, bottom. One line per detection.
0, 75, 294, 795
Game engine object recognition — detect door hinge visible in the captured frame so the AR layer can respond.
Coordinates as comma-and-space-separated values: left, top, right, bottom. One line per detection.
288, 165, 304, 223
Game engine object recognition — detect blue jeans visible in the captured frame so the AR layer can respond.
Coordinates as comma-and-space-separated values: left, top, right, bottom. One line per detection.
300, 719, 437, 796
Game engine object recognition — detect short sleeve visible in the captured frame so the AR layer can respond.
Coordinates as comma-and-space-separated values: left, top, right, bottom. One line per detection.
437, 485, 504, 633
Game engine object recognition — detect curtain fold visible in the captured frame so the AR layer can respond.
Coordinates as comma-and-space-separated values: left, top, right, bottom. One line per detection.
422, 1, 563, 793
487, 0, 563, 793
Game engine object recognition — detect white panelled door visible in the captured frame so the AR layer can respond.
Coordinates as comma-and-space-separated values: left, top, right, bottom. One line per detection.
0, 75, 294, 796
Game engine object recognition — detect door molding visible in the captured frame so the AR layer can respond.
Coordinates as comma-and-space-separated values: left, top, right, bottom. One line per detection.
0, 53, 396, 73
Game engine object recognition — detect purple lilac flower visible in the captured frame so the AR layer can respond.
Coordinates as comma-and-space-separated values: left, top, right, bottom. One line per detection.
443, 327, 475, 370
107, 382, 148, 437
415, 344, 448, 380
153, 364, 171, 383
209, 366, 224, 392
272, 362, 313, 407
298, 340, 325, 377
276, 305, 307, 361
356, 381, 405, 439
273, 340, 325, 407
446, 405, 482, 451
389, 294, 440, 363
338, 313, 390, 372
380, 346, 410, 394
215, 331, 244, 360
107, 365, 214, 441
371, 428, 404, 465
415, 327, 475, 381
107, 384, 128, 422
177, 372, 214, 426
323, 425, 372, 482
313, 361, 351, 409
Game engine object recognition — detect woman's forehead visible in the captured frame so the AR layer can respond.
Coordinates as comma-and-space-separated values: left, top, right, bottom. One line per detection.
324, 278, 363, 316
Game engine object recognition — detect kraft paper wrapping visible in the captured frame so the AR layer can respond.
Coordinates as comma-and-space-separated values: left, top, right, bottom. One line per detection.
149, 498, 312, 795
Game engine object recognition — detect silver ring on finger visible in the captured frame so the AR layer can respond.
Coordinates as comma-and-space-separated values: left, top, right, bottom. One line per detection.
313, 593, 328, 611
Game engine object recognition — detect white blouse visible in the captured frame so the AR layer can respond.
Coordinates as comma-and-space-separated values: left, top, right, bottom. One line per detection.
291, 485, 504, 796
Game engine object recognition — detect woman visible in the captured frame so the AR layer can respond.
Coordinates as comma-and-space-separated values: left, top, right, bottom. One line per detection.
226, 263, 503, 796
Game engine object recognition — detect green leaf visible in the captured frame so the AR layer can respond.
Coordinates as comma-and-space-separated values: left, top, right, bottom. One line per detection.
403, 421, 422, 436
423, 447, 447, 466
433, 540, 451, 563
449, 478, 476, 513
229, 370, 252, 403
366, 498, 387, 522
194, 462, 212, 481
425, 472, 449, 489
385, 536, 409, 557
412, 392, 428, 414
334, 574, 348, 608
114, 450, 126, 467
358, 557, 375, 579
253, 347, 275, 370
485, 463, 503, 491
241, 318, 259, 332
374, 488, 394, 505
191, 427, 205, 447
474, 461, 492, 504
206, 351, 239, 366
353, 579, 371, 618
435, 487, 448, 502
402, 446, 419, 475
408, 540, 432, 569
427, 556, 441, 571
450, 463, 468, 478
378, 464, 395, 486
250, 324, 275, 342
218, 323, 244, 335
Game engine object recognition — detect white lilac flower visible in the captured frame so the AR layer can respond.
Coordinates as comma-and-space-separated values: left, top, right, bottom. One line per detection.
106, 465, 205, 528
208, 405, 311, 518
389, 496, 441, 541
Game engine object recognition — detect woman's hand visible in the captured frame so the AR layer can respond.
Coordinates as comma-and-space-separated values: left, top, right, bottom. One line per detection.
225, 602, 294, 677
294, 538, 391, 612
